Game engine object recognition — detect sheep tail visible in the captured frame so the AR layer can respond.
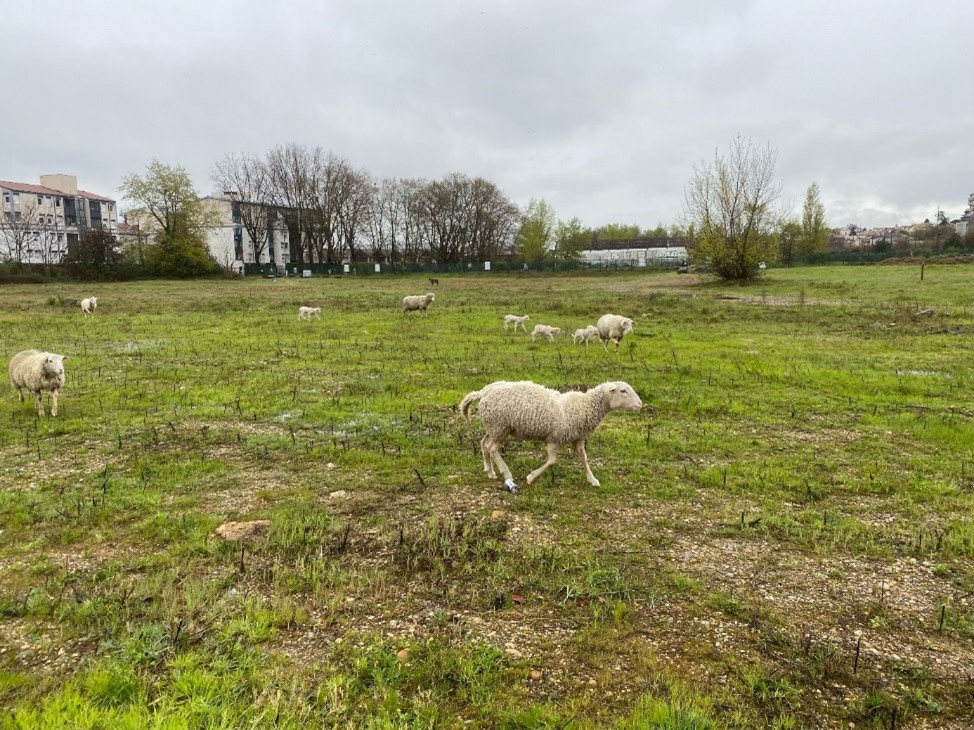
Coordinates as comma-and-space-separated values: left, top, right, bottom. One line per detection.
459, 389, 483, 422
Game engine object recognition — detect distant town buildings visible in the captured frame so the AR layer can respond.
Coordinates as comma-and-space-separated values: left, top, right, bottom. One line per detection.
0, 175, 118, 264
201, 192, 290, 273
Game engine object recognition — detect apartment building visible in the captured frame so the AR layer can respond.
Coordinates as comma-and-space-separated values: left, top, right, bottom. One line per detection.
201, 192, 290, 273
0, 174, 118, 264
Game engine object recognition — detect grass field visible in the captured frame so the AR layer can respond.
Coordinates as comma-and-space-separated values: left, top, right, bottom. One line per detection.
1, 264, 973, 729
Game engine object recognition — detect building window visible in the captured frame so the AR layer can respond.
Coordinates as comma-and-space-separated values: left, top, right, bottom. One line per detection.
55, 198, 61, 207
2, 193, 8, 204
38, 195, 44, 205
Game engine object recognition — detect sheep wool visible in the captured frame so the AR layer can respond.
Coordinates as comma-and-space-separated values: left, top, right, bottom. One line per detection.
9, 349, 67, 417
460, 380, 642, 490
81, 297, 98, 317
298, 306, 321, 320
596, 313, 634, 351
403, 293, 436, 315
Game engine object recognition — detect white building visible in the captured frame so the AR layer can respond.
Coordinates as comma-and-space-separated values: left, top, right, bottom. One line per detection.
202, 193, 290, 273
0, 174, 118, 264
579, 239, 688, 268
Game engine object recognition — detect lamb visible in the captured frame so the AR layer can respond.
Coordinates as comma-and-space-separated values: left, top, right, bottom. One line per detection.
298, 306, 321, 320
9, 349, 67, 417
596, 313, 634, 352
531, 324, 561, 342
80, 297, 98, 317
573, 325, 599, 346
403, 293, 436, 315
503, 314, 530, 332
460, 380, 642, 491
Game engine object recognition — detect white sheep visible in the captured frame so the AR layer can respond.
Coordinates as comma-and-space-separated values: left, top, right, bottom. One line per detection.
298, 306, 321, 321
460, 380, 642, 490
572, 325, 599, 346
503, 314, 530, 332
403, 293, 436, 315
596, 313, 634, 352
9, 349, 67, 417
531, 324, 561, 342
80, 297, 98, 317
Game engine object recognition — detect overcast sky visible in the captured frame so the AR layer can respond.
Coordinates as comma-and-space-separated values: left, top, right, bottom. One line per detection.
3, 0, 972, 229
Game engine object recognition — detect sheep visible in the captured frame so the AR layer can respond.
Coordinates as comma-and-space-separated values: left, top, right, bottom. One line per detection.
81, 297, 98, 317
573, 325, 599, 346
9, 349, 67, 417
531, 324, 561, 342
503, 314, 530, 332
596, 313, 634, 352
460, 380, 642, 491
298, 306, 321, 321
429, 277, 439, 286
403, 293, 436, 315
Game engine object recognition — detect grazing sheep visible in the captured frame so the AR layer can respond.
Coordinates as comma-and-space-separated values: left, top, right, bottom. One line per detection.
298, 306, 321, 321
9, 349, 67, 417
531, 324, 561, 342
503, 314, 530, 332
573, 325, 599, 346
80, 297, 98, 317
460, 380, 642, 490
403, 293, 436, 315
596, 313, 634, 352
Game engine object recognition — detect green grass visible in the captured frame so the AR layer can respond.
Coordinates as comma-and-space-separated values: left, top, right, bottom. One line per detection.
1, 264, 973, 728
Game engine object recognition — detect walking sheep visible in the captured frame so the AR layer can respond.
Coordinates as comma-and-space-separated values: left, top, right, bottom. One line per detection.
9, 350, 67, 417
81, 297, 98, 317
403, 293, 436, 315
531, 324, 561, 342
596, 313, 634, 352
573, 325, 599, 345
298, 306, 321, 320
503, 314, 530, 332
460, 380, 642, 491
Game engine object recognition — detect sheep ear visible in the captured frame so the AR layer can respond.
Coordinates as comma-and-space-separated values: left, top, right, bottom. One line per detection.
607, 383, 617, 392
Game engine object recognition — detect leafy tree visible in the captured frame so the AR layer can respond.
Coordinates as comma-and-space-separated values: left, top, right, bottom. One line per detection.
797, 182, 829, 256
778, 219, 801, 267
643, 223, 670, 238
516, 198, 556, 265
62, 229, 125, 279
594, 223, 641, 240
554, 217, 587, 264
121, 160, 221, 277
683, 136, 781, 280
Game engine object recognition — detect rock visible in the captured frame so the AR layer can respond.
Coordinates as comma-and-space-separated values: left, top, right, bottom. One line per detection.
530, 669, 542, 681
490, 509, 505, 520
396, 648, 410, 662
213, 520, 271, 541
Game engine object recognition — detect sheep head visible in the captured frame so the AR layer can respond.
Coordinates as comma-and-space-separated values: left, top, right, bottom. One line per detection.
604, 381, 642, 412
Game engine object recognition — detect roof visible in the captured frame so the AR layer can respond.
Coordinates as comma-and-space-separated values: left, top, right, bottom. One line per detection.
0, 180, 64, 196
77, 189, 113, 202
0, 180, 114, 202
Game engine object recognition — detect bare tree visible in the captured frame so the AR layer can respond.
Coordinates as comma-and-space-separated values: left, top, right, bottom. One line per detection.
266, 143, 318, 267
211, 153, 272, 264
1, 198, 40, 263
683, 136, 781, 280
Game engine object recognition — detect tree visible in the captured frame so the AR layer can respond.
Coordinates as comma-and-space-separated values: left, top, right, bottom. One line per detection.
211, 153, 273, 264
554, 217, 587, 264
63, 229, 124, 279
797, 182, 829, 256
120, 160, 221, 277
683, 136, 781, 281
516, 198, 556, 265
0, 199, 40, 263
778, 219, 801, 266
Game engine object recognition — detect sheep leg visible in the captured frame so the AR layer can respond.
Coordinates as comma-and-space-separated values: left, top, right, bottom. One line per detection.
51, 389, 59, 417
526, 442, 560, 485
33, 392, 44, 416
15, 387, 24, 402
486, 434, 515, 482
480, 435, 497, 478
575, 440, 600, 487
